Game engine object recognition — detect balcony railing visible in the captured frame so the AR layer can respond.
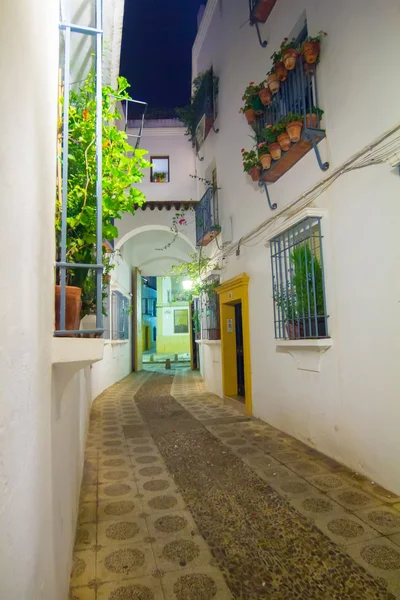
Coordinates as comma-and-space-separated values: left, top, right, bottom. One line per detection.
56, 0, 104, 337
255, 56, 328, 183
195, 187, 220, 247
193, 68, 218, 151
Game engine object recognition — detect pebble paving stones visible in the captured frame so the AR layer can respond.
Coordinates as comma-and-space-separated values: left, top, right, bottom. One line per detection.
70, 370, 400, 600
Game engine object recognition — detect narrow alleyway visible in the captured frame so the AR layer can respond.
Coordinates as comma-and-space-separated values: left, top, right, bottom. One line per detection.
70, 370, 400, 600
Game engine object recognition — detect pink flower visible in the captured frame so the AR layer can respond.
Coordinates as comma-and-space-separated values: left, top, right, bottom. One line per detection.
178, 218, 186, 225
241, 148, 245, 152
249, 81, 255, 85
258, 142, 265, 148
284, 37, 288, 41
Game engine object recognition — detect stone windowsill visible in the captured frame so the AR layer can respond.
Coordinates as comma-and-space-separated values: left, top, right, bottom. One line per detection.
52, 338, 105, 366
276, 338, 332, 372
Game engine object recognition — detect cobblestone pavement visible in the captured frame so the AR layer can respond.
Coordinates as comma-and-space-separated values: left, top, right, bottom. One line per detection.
70, 369, 400, 600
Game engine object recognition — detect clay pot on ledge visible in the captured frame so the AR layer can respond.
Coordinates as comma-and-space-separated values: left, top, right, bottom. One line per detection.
259, 87, 272, 106
248, 166, 261, 181
260, 153, 272, 170
268, 142, 282, 161
275, 61, 288, 82
244, 109, 257, 125
267, 73, 280, 95
306, 113, 319, 128
55, 285, 82, 336
282, 48, 298, 70
286, 120, 303, 143
303, 41, 320, 64
277, 132, 291, 152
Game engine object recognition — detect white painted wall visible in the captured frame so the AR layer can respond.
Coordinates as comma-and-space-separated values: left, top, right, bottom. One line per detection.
127, 125, 197, 202
0, 0, 59, 597
194, 0, 400, 492
0, 0, 131, 598
198, 341, 223, 398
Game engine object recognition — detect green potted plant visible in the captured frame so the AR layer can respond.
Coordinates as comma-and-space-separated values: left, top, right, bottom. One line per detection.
258, 142, 272, 170
285, 112, 303, 142
272, 121, 291, 152
290, 244, 326, 337
301, 31, 327, 64
153, 171, 166, 183
193, 309, 201, 339
280, 37, 298, 70
266, 69, 280, 95
241, 148, 262, 181
270, 50, 287, 82
240, 82, 264, 123
306, 106, 324, 128
264, 126, 281, 161
274, 283, 300, 339
176, 68, 219, 144
55, 73, 151, 333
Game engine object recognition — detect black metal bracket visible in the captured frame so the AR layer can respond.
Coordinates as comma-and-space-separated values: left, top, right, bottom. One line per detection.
303, 128, 329, 172
249, 19, 268, 48
212, 122, 220, 134
259, 180, 277, 210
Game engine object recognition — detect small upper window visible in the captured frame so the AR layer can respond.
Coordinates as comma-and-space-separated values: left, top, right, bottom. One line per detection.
151, 156, 169, 183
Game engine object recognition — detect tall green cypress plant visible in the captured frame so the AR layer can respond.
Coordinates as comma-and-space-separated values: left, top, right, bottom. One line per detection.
290, 243, 324, 317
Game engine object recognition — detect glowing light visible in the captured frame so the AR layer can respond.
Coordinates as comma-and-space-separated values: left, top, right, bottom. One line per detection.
182, 280, 193, 291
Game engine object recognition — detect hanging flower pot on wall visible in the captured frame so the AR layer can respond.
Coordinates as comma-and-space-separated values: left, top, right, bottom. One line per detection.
303, 41, 320, 64
244, 109, 257, 125
267, 73, 280, 94
268, 142, 281, 161
274, 62, 288, 81
286, 119, 303, 142
248, 166, 262, 181
260, 153, 272, 170
259, 87, 272, 106
55, 285, 82, 336
282, 48, 298, 70
277, 132, 291, 152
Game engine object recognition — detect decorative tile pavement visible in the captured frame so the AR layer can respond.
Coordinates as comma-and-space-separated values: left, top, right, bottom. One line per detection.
69, 370, 399, 599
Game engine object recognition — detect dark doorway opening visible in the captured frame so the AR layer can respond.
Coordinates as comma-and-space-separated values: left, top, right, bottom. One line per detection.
235, 303, 245, 398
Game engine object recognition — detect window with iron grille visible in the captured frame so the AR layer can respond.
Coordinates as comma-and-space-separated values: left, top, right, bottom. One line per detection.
111, 290, 130, 340
270, 216, 328, 340
201, 274, 221, 340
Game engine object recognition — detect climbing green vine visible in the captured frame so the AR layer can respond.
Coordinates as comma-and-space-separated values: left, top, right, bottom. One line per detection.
56, 73, 151, 289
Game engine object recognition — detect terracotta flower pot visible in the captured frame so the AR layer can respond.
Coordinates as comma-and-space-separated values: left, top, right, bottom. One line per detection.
268, 142, 282, 161
282, 48, 298, 70
275, 61, 288, 82
259, 87, 272, 106
267, 73, 280, 95
260, 153, 272, 170
306, 113, 319, 128
248, 166, 261, 181
286, 120, 303, 143
303, 41, 320, 64
277, 132, 291, 152
245, 108, 256, 125
55, 285, 82, 335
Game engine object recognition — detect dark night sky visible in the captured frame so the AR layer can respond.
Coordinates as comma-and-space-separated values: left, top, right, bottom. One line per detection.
120, 0, 205, 113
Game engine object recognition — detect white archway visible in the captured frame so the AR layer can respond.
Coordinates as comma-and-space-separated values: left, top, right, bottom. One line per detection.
116, 224, 196, 253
